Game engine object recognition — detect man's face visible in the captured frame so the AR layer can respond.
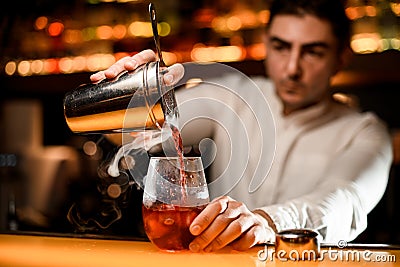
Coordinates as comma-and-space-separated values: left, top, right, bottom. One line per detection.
265, 14, 345, 115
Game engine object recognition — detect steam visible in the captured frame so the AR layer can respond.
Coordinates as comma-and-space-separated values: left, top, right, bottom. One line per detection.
67, 109, 180, 233
66, 129, 169, 233
107, 130, 171, 178
107, 114, 179, 183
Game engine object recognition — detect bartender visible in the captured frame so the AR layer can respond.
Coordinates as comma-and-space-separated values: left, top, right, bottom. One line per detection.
90, 0, 393, 253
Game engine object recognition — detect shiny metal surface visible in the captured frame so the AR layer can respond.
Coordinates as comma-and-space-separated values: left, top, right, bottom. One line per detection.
63, 3, 178, 134
275, 229, 320, 260
63, 61, 167, 133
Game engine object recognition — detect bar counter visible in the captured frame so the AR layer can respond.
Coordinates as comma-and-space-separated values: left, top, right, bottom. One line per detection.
0, 233, 399, 266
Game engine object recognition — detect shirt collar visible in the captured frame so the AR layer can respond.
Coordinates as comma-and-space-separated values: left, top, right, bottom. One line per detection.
271, 90, 333, 128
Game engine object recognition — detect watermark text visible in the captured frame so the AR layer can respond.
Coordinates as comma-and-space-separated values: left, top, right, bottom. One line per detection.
257, 242, 397, 263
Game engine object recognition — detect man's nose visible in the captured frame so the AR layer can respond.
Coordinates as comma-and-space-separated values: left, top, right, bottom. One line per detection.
286, 50, 302, 80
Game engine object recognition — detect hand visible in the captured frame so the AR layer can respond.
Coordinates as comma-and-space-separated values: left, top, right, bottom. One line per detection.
89, 49, 184, 86
188, 196, 274, 252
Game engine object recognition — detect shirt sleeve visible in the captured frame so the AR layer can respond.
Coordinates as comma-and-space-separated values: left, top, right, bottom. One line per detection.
254, 114, 393, 243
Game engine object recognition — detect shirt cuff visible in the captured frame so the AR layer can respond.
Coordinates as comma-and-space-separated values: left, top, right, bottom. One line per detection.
253, 209, 278, 243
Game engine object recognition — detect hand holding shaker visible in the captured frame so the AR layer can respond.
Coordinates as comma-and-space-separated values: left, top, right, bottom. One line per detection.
63, 3, 178, 134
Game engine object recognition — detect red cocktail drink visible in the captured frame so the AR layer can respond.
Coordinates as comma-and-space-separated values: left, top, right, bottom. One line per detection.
143, 156, 209, 251
142, 203, 206, 251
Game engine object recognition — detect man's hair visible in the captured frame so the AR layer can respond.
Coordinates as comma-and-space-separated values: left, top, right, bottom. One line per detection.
268, 0, 351, 51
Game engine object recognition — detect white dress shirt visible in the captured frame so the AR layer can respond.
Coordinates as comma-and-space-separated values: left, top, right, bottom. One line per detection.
175, 64, 393, 243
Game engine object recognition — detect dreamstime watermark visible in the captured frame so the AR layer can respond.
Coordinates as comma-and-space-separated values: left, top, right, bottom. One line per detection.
257, 241, 397, 263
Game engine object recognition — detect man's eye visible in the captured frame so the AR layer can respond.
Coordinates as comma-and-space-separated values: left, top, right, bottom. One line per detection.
304, 49, 324, 58
271, 43, 288, 52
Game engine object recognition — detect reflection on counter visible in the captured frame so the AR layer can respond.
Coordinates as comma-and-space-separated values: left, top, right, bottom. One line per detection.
1, 234, 400, 267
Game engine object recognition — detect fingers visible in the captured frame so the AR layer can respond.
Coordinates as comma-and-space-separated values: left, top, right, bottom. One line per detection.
188, 196, 229, 252
188, 196, 273, 253
164, 63, 184, 86
190, 196, 229, 236
90, 49, 156, 82
203, 204, 258, 252
89, 56, 132, 82
125, 49, 157, 69
90, 70, 107, 83
189, 196, 258, 252
230, 226, 264, 251
88, 49, 184, 86
204, 213, 254, 252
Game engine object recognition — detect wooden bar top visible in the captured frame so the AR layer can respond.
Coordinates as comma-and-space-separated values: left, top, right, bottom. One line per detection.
0, 233, 399, 267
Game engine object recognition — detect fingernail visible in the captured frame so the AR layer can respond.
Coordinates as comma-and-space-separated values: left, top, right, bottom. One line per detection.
164, 74, 174, 85
191, 225, 201, 235
189, 243, 200, 252
90, 74, 103, 83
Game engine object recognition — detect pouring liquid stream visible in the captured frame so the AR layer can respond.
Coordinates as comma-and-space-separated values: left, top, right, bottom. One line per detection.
169, 122, 187, 200
149, 3, 187, 200
144, 5, 207, 248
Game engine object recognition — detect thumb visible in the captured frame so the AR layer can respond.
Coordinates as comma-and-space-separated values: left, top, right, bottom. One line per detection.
163, 63, 184, 86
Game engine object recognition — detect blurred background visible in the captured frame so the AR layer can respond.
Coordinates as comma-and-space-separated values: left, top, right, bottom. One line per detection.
0, 0, 399, 243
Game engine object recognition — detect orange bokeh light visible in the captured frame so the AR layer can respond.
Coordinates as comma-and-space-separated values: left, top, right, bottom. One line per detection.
48, 22, 64, 37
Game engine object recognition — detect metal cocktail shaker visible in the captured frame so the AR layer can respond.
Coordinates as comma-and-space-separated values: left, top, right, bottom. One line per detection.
63, 3, 177, 134
63, 60, 177, 133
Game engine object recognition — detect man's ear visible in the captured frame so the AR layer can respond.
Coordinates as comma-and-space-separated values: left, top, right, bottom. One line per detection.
337, 46, 354, 72
332, 46, 353, 76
